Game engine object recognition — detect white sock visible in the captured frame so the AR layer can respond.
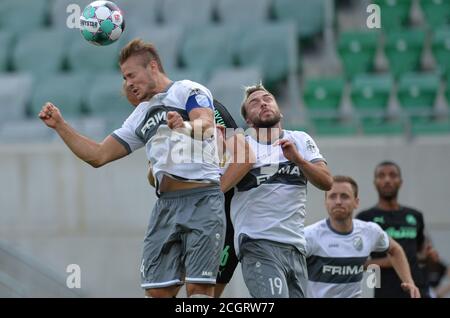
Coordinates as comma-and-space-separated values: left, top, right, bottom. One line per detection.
189, 294, 213, 298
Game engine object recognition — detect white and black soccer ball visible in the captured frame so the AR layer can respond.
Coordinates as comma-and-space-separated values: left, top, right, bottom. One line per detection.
79, 1, 125, 46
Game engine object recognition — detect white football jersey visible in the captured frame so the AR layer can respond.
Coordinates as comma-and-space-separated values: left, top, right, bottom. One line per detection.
305, 219, 390, 298
231, 130, 325, 257
112, 80, 220, 185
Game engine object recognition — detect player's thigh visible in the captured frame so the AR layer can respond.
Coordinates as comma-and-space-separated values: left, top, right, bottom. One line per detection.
184, 190, 225, 284
141, 199, 184, 289
287, 252, 308, 298
216, 212, 238, 285
240, 241, 289, 298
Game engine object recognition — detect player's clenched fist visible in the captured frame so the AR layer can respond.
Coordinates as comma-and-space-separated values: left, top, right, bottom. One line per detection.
38, 102, 63, 129
167, 111, 184, 130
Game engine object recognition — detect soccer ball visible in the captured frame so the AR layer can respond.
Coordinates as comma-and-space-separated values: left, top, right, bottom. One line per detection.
79, 1, 125, 46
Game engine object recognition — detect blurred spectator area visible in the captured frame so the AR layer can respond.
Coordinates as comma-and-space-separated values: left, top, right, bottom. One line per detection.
0, 0, 449, 142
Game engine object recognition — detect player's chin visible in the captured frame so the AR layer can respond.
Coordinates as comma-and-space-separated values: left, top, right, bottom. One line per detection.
330, 210, 350, 219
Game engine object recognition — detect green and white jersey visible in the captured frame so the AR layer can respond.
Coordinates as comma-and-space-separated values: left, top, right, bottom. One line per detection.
305, 219, 390, 298
112, 80, 220, 185
231, 130, 325, 257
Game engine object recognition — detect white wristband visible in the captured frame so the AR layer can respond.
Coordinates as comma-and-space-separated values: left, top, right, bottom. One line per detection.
183, 121, 193, 131
179, 121, 193, 136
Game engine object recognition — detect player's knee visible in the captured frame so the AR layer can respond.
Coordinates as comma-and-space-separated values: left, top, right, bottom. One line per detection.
186, 283, 214, 297
145, 287, 177, 298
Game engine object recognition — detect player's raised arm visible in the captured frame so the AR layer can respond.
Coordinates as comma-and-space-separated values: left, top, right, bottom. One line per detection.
220, 133, 255, 193
278, 139, 333, 191
39, 102, 129, 168
387, 237, 421, 298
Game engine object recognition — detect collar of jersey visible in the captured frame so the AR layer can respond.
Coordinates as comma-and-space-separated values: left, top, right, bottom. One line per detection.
248, 130, 285, 145
326, 218, 354, 236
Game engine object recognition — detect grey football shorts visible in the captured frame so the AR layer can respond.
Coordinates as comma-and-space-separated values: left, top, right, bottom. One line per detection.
240, 238, 308, 298
140, 185, 225, 289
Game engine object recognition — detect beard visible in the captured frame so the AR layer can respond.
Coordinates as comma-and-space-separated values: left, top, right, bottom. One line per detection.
378, 187, 399, 201
253, 112, 282, 128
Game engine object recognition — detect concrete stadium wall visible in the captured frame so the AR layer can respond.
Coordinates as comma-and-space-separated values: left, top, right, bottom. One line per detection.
0, 135, 449, 297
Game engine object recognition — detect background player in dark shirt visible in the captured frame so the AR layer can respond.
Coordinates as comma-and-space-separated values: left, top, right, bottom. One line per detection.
357, 161, 434, 298
212, 100, 253, 297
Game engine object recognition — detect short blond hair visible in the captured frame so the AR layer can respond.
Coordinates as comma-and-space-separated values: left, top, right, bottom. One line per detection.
119, 38, 165, 73
240, 82, 269, 119
332, 175, 359, 198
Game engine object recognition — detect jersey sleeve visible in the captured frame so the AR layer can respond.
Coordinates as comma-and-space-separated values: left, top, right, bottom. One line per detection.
368, 222, 390, 253
111, 113, 145, 154
213, 99, 238, 128
294, 132, 326, 163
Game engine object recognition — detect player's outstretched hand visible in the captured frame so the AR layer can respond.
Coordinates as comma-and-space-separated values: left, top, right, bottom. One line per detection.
401, 282, 421, 298
38, 102, 64, 129
276, 139, 304, 164
167, 111, 184, 130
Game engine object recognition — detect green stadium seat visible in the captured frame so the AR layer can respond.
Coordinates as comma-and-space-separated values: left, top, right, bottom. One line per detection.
0, 0, 48, 34
236, 22, 299, 88
420, 0, 450, 30
208, 67, 262, 128
373, 0, 413, 30
351, 74, 393, 115
273, 0, 325, 39
86, 72, 133, 119
303, 77, 345, 117
410, 116, 450, 135
123, 25, 184, 70
124, 25, 184, 73
0, 73, 33, 122
160, 0, 214, 27
216, 0, 271, 24
50, 0, 91, 29
67, 36, 121, 73
361, 117, 405, 135
311, 118, 359, 136
397, 73, 440, 115
446, 76, 450, 103
12, 29, 66, 76
283, 122, 311, 134
30, 74, 87, 119
168, 67, 207, 86
0, 119, 53, 143
432, 28, 450, 78
385, 30, 425, 77
338, 31, 379, 78
115, 0, 160, 26
0, 31, 13, 72
180, 25, 236, 78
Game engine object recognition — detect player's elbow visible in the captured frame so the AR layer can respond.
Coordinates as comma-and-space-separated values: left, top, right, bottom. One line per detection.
315, 175, 333, 191
322, 176, 333, 191
86, 154, 107, 168
87, 159, 104, 168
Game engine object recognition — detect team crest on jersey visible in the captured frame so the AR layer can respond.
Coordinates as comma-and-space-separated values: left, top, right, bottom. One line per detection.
353, 236, 363, 251
189, 89, 201, 96
378, 233, 388, 247
406, 214, 417, 225
306, 139, 317, 154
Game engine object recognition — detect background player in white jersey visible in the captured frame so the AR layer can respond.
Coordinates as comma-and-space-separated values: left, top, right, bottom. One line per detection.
227, 83, 333, 298
305, 175, 420, 298
39, 39, 224, 298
